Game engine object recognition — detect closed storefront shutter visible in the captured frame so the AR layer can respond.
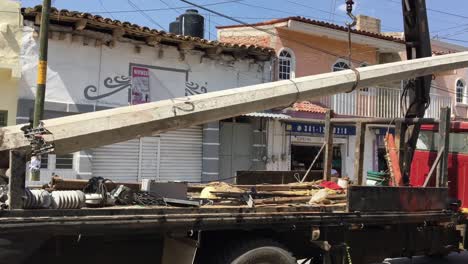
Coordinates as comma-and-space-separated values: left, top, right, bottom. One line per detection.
159, 126, 202, 182
92, 139, 140, 182
92, 137, 159, 182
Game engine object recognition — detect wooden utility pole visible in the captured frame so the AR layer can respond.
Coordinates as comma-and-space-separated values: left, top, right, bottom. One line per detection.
354, 122, 366, 185
33, 0, 52, 127
436, 107, 451, 187
323, 110, 334, 181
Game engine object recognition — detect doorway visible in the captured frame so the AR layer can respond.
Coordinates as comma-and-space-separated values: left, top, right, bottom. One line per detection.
291, 145, 342, 176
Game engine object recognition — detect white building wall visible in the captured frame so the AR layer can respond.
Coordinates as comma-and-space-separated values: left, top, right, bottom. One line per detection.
19, 21, 271, 183
20, 22, 270, 108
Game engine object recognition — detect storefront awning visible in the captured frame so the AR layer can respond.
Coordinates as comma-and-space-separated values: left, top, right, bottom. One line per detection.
243, 112, 291, 119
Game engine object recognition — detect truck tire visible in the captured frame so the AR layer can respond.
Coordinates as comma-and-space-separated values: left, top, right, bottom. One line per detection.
213, 239, 296, 264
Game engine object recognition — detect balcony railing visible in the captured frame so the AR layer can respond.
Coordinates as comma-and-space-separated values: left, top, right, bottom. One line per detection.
319, 86, 452, 119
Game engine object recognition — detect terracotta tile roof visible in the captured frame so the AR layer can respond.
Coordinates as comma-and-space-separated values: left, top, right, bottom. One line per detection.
217, 16, 404, 44
21, 6, 275, 59
292, 101, 328, 113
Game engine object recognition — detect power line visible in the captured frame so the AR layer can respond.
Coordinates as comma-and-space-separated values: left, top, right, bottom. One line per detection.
179, 0, 369, 65
90, 0, 243, 14
285, 0, 401, 32
127, 0, 167, 30
437, 37, 468, 44
98, 0, 116, 20
387, 0, 468, 20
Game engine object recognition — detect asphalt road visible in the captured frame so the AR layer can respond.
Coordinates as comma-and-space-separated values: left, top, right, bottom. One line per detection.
381, 251, 468, 264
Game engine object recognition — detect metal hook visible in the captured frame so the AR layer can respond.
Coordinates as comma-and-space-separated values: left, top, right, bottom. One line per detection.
345, 0, 357, 28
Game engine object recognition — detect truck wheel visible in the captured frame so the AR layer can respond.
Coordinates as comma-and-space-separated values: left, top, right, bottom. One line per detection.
214, 239, 296, 264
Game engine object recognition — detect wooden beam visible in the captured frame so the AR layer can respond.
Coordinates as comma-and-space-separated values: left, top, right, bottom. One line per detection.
423, 146, 444, 187
323, 110, 334, 181
1, 52, 468, 155
394, 120, 407, 176
354, 122, 366, 185
436, 107, 451, 187
8, 150, 26, 210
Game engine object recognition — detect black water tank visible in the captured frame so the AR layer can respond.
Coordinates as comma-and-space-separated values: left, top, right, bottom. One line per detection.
169, 17, 180, 34
179, 9, 204, 38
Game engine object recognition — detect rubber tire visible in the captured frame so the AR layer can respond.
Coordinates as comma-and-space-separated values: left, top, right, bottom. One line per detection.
213, 239, 297, 264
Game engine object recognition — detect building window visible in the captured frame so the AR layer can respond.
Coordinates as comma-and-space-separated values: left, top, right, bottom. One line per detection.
278, 48, 295, 80
56, 154, 74, 169
40, 155, 49, 169
0, 111, 7, 127
456, 79, 466, 104
332, 60, 350, 72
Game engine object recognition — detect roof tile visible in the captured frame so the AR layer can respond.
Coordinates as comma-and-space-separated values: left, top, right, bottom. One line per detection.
292, 101, 328, 113
218, 16, 404, 44
22, 5, 275, 57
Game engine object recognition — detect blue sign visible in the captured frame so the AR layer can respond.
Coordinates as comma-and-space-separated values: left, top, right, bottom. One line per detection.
285, 122, 356, 136
375, 128, 395, 135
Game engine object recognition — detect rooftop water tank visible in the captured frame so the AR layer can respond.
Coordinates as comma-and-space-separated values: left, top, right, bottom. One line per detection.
179, 9, 204, 38
169, 17, 181, 35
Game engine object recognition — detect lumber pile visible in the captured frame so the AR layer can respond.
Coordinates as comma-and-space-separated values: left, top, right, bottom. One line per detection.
44, 177, 347, 210
191, 181, 346, 208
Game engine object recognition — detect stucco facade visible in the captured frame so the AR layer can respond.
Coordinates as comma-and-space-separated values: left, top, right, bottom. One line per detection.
15, 8, 272, 184
0, 0, 21, 126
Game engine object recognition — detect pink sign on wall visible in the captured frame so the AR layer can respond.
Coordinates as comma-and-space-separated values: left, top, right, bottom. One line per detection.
131, 67, 150, 105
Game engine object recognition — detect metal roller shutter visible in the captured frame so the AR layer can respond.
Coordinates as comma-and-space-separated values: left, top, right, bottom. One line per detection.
159, 126, 202, 182
92, 137, 159, 182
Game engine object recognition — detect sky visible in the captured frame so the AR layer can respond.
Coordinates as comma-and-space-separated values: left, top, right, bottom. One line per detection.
16, 0, 468, 47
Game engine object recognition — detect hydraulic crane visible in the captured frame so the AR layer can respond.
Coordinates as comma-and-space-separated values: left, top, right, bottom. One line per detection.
399, 0, 433, 184
346, 0, 433, 184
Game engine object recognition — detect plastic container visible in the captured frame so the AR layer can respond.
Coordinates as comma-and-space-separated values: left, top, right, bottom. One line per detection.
366, 171, 389, 186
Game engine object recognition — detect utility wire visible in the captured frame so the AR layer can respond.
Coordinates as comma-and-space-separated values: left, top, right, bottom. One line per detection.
179, 0, 368, 65
127, 0, 167, 31
387, 0, 468, 20
91, 0, 242, 14
98, 0, 116, 20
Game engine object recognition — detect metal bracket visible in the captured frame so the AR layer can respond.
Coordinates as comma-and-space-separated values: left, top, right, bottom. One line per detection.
21, 122, 55, 156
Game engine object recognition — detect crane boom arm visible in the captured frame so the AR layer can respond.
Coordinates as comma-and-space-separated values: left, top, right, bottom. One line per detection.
1, 52, 467, 159
400, 0, 434, 184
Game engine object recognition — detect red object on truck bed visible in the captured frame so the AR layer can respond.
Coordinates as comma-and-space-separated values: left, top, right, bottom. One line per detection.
410, 122, 468, 208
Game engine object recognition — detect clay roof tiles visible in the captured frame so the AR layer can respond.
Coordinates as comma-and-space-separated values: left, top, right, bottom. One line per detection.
217, 16, 404, 44
21, 6, 275, 58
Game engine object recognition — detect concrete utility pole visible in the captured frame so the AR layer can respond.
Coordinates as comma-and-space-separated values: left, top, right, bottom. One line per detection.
33, 0, 51, 127
1, 52, 468, 156
31, 0, 51, 181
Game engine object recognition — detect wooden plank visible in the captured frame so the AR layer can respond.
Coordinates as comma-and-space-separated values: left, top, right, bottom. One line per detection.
436, 107, 451, 187
354, 122, 366, 185
323, 110, 334, 181
394, 121, 406, 174
2, 52, 468, 155
347, 186, 448, 212
423, 146, 444, 187
8, 150, 26, 210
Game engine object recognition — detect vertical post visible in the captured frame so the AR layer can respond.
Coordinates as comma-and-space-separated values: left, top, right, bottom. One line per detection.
354, 122, 366, 185
323, 110, 334, 181
8, 150, 26, 210
436, 107, 450, 187
33, 0, 52, 127
394, 121, 407, 176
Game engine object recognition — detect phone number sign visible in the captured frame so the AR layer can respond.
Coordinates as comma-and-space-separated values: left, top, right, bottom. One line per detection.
285, 122, 356, 136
